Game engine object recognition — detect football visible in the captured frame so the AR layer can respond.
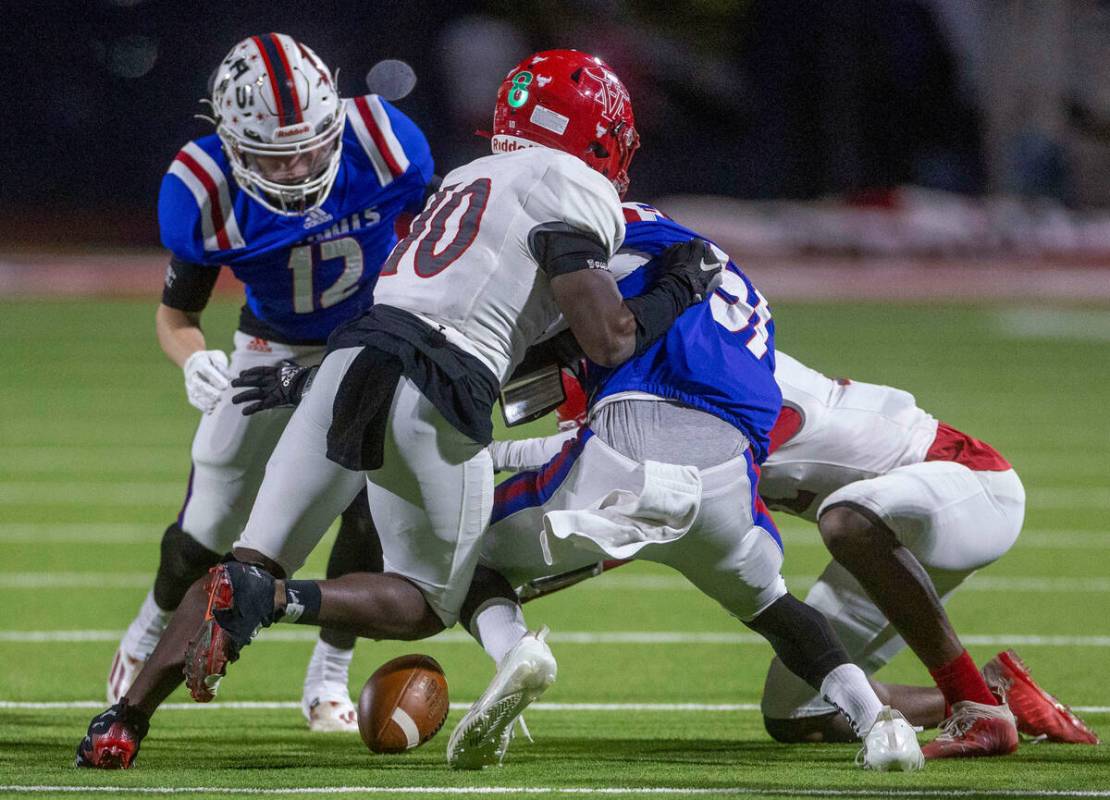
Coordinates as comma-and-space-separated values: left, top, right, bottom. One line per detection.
357, 654, 450, 754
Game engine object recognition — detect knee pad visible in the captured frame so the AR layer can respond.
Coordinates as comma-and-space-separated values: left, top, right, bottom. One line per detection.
326, 489, 383, 579
153, 522, 222, 611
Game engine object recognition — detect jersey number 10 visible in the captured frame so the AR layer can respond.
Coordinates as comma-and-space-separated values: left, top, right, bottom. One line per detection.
380, 179, 492, 279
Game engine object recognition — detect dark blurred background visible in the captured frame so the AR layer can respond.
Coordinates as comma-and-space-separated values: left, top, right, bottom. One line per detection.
3, 0, 1110, 249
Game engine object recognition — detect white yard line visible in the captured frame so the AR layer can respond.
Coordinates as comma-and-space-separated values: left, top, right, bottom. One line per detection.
6, 571, 1110, 593
3, 700, 1108, 714
2, 629, 1109, 648
0, 480, 1107, 508
2, 786, 1110, 797
3, 524, 1105, 550
0, 482, 183, 506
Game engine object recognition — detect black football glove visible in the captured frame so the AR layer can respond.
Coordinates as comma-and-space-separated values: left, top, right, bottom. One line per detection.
230, 360, 315, 416
656, 238, 724, 302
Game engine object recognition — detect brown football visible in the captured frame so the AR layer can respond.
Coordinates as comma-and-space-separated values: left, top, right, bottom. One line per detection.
357, 654, 450, 754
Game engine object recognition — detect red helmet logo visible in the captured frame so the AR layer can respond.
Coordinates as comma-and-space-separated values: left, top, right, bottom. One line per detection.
492, 50, 639, 196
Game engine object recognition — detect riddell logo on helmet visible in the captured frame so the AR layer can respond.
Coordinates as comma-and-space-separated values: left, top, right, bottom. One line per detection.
492, 135, 542, 154
274, 124, 312, 139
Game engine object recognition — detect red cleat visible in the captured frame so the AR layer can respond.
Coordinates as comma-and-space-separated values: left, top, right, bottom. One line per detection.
922, 701, 1019, 759
183, 565, 239, 703
75, 701, 150, 769
983, 649, 1101, 745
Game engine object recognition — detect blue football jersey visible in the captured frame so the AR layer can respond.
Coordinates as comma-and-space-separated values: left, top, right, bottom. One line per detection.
589, 203, 782, 462
157, 94, 433, 342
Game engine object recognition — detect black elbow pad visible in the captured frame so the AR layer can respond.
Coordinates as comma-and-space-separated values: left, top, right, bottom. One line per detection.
529, 223, 610, 278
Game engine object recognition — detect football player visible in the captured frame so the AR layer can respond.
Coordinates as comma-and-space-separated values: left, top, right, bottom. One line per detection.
105, 33, 434, 734
446, 207, 924, 770
486, 312, 1098, 756
76, 48, 719, 770
757, 352, 1099, 754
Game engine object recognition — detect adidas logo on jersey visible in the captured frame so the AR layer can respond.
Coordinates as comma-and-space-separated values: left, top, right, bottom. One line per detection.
246, 338, 272, 353
303, 207, 334, 229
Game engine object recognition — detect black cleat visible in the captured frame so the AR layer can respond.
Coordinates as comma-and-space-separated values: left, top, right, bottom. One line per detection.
184, 561, 278, 702
76, 701, 150, 769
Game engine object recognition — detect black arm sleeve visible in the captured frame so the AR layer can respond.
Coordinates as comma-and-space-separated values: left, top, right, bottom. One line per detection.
623, 272, 698, 356
161, 256, 220, 313
528, 223, 610, 278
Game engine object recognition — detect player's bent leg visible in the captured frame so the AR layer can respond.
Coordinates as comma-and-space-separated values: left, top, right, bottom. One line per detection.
818, 464, 1022, 758
303, 490, 382, 733
109, 338, 322, 705
448, 566, 555, 770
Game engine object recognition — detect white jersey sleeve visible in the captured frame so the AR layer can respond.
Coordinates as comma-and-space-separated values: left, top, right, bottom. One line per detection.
759, 351, 939, 521
371, 146, 624, 383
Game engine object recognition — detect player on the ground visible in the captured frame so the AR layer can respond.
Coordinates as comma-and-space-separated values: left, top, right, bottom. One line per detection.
489, 338, 1098, 756
756, 352, 1098, 754
76, 48, 720, 770
447, 208, 924, 770
105, 33, 433, 734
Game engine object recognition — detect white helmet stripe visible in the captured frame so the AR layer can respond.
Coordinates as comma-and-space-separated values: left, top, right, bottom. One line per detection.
346, 95, 409, 187
168, 143, 245, 252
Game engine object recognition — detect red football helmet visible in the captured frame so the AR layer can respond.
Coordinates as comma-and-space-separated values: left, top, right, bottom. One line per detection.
492, 49, 639, 196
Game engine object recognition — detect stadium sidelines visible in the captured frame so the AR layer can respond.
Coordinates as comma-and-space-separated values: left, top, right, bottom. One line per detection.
2, 630, 1109, 647
3, 700, 1109, 713
6, 571, 1110, 594
2, 786, 1110, 797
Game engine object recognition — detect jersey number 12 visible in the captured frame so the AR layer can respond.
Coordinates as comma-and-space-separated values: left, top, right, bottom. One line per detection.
287, 236, 363, 314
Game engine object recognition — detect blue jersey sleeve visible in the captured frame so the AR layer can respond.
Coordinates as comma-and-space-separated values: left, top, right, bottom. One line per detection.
157, 169, 208, 265
378, 98, 434, 213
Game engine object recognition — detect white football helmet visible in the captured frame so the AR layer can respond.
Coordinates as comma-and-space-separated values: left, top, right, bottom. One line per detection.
208, 34, 345, 215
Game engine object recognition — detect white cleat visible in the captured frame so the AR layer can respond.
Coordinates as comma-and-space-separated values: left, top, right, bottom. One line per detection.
857, 706, 926, 772
447, 627, 557, 770
106, 647, 145, 705
302, 684, 359, 733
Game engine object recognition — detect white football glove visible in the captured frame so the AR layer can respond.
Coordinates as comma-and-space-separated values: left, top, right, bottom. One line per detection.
183, 349, 231, 413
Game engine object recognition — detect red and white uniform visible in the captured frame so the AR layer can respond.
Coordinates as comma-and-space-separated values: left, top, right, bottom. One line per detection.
760, 351, 1026, 721
235, 146, 624, 626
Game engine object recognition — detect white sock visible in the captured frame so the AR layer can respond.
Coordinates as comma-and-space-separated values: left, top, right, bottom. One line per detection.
120, 590, 171, 659
303, 638, 355, 694
471, 599, 528, 665
820, 663, 884, 737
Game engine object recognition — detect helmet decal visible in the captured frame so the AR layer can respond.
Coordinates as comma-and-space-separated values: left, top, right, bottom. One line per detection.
491, 49, 639, 196
207, 34, 345, 216
507, 71, 533, 109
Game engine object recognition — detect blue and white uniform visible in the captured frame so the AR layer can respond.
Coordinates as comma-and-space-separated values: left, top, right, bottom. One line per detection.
163, 94, 432, 552
482, 206, 789, 621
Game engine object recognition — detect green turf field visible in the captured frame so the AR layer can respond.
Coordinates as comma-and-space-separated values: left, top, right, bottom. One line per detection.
2, 298, 1108, 799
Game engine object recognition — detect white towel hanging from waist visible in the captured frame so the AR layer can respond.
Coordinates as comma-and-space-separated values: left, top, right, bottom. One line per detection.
540, 460, 702, 563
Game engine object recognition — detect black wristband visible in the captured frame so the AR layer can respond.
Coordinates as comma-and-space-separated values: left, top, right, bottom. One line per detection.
623, 272, 698, 356
280, 580, 323, 625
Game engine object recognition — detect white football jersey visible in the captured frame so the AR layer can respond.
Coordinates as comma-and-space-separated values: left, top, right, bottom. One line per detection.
372, 146, 624, 383
759, 351, 939, 521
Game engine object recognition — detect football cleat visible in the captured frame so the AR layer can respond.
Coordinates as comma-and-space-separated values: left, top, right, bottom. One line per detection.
983, 649, 1100, 744
856, 706, 925, 772
183, 562, 276, 702
106, 647, 144, 705
922, 701, 1019, 759
447, 627, 557, 769
75, 701, 150, 769
303, 685, 359, 733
